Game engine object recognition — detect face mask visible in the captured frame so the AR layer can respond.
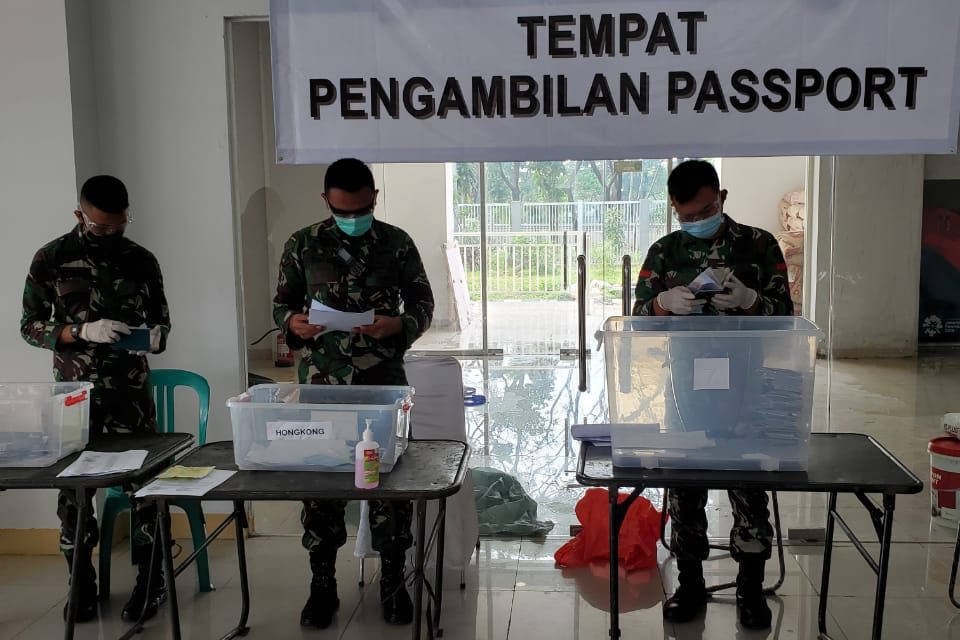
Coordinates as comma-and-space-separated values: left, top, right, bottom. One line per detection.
680, 211, 723, 239
333, 213, 374, 237
83, 229, 126, 251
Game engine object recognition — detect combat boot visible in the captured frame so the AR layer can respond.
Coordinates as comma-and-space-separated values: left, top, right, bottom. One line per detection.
663, 558, 708, 623
380, 553, 413, 625
62, 546, 98, 623
300, 548, 340, 629
736, 555, 772, 629
121, 544, 166, 622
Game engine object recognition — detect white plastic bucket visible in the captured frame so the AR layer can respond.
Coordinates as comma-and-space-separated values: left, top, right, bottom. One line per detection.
929, 436, 960, 528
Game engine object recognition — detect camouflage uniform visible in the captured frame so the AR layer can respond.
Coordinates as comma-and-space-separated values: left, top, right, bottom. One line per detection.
20, 225, 171, 564
633, 214, 792, 562
273, 217, 434, 556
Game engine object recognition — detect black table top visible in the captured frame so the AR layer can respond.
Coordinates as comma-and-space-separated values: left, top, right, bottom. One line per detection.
0, 433, 194, 490
138, 440, 471, 501
578, 432, 923, 495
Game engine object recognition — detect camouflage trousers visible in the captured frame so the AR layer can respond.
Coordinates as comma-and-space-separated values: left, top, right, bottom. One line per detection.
669, 489, 772, 562
301, 499, 413, 558
57, 490, 160, 565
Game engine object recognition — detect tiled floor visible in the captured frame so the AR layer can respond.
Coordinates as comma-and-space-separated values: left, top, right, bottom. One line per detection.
6, 352, 960, 638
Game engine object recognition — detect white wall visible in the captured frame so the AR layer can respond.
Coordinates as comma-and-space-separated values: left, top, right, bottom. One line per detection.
721, 156, 807, 234
0, 0, 85, 528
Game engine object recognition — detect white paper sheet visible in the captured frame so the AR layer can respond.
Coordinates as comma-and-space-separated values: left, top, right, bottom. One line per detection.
57, 450, 149, 477
135, 469, 237, 498
693, 358, 730, 390
308, 301, 374, 334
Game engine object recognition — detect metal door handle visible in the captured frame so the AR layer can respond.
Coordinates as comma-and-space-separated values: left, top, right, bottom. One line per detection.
577, 254, 587, 392
621, 254, 632, 316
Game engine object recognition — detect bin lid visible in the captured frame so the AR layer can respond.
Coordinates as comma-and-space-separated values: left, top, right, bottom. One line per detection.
929, 435, 960, 456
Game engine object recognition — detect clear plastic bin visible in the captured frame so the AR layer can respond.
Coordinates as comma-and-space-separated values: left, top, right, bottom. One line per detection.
227, 384, 414, 472
0, 382, 93, 468
604, 316, 820, 471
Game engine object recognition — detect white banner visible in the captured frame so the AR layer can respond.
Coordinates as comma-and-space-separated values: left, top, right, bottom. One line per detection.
270, 0, 960, 163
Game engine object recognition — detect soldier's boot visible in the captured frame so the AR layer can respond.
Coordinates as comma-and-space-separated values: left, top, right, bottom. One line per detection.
663, 558, 708, 623
300, 549, 340, 629
121, 545, 166, 622
380, 553, 413, 625
62, 546, 98, 623
736, 555, 772, 630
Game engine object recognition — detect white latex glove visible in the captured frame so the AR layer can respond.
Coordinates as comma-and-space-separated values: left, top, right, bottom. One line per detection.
129, 326, 164, 356
713, 274, 759, 311
656, 286, 707, 315
80, 319, 130, 344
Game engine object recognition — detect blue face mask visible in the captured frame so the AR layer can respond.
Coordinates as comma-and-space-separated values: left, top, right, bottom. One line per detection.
333, 213, 374, 237
680, 211, 723, 239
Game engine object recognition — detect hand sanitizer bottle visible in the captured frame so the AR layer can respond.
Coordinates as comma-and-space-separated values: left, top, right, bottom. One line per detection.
355, 419, 380, 489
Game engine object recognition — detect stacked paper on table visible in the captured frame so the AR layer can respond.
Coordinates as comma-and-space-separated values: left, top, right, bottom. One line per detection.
135, 469, 237, 498
57, 450, 148, 477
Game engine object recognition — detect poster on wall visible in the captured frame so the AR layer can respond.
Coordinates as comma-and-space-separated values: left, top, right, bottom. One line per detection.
270, 0, 960, 163
919, 181, 960, 343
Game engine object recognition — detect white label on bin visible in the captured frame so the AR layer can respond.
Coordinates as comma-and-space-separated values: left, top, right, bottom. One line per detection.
693, 358, 730, 390
267, 421, 333, 440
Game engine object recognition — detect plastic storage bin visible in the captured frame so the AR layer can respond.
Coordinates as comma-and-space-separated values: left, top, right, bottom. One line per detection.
227, 384, 414, 472
0, 382, 93, 468
604, 316, 819, 471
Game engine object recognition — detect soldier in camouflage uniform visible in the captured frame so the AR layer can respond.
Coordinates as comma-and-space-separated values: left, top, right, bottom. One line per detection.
273, 158, 434, 629
20, 175, 171, 624
633, 160, 792, 630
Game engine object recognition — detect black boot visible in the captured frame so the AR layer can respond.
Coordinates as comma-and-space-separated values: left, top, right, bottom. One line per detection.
300, 549, 340, 629
380, 554, 413, 625
121, 545, 166, 623
736, 556, 772, 630
663, 558, 708, 624
62, 548, 98, 623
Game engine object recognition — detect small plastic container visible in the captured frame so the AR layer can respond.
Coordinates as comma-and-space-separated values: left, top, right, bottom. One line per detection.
227, 384, 413, 472
0, 382, 93, 468
604, 316, 820, 471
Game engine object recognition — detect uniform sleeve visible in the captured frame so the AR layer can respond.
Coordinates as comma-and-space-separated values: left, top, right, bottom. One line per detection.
758, 234, 794, 316
20, 249, 65, 351
632, 243, 667, 316
398, 238, 434, 350
145, 253, 172, 353
273, 234, 308, 348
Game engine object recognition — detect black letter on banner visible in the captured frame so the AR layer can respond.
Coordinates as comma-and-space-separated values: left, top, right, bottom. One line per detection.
549, 15, 577, 58
730, 69, 759, 113
647, 12, 680, 55
557, 75, 582, 116
403, 77, 436, 119
581, 14, 614, 57
340, 78, 368, 119
864, 68, 895, 110
371, 78, 399, 119
620, 72, 649, 114
438, 78, 470, 118
795, 69, 824, 111
762, 69, 791, 112
309, 79, 336, 119
518, 16, 546, 58
472, 76, 506, 117
827, 68, 861, 111
510, 76, 540, 117
898, 67, 927, 109
668, 71, 696, 114
678, 12, 707, 54
694, 70, 728, 112
543, 75, 554, 116
619, 14, 647, 56
584, 74, 617, 115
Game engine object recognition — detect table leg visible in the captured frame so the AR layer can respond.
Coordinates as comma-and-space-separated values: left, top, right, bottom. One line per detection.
817, 492, 838, 638
609, 487, 620, 640
412, 499, 427, 640
228, 500, 251, 639
950, 512, 960, 608
434, 497, 447, 637
159, 500, 182, 640
870, 494, 895, 640
63, 487, 89, 640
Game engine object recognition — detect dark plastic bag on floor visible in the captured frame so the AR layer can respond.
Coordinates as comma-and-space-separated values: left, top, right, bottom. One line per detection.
472, 467, 555, 536
554, 488, 664, 571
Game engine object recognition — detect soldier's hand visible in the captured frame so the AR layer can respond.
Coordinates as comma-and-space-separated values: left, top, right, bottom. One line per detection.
80, 319, 131, 344
713, 274, 759, 311
353, 315, 402, 340
657, 287, 706, 315
289, 314, 325, 339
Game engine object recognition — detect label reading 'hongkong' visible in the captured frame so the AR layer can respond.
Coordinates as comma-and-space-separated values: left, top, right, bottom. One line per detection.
266, 421, 333, 441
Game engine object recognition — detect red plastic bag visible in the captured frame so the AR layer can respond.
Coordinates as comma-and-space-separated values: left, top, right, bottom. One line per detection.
554, 488, 665, 571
